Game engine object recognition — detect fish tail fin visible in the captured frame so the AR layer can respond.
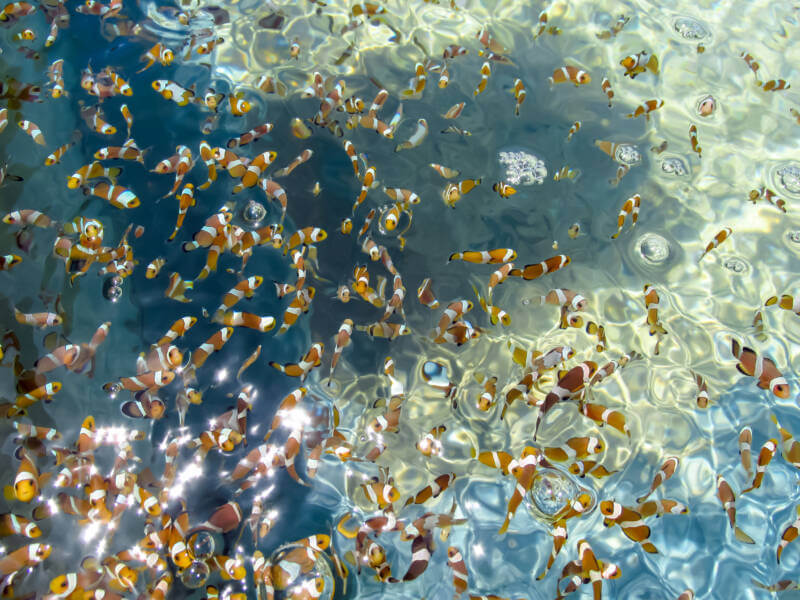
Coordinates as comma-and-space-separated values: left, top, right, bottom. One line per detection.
498, 517, 510, 535
547, 77, 554, 85
734, 526, 755, 544
765, 295, 778, 306
647, 54, 659, 74
641, 542, 658, 553
730, 337, 741, 359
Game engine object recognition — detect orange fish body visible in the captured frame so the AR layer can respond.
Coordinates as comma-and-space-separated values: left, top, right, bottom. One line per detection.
549, 66, 591, 85
510, 255, 570, 280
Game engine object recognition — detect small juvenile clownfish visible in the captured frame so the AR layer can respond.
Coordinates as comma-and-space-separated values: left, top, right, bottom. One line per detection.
626, 99, 663, 120
493, 181, 516, 197
698, 227, 731, 261
509, 255, 570, 280
511, 78, 525, 116
548, 65, 591, 86
600, 77, 614, 107
566, 120, 581, 141
620, 51, 658, 78
689, 124, 702, 158
761, 79, 790, 92
611, 194, 641, 239
766, 294, 800, 315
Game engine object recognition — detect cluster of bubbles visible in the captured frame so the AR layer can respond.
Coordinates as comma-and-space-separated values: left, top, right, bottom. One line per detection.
777, 164, 800, 195
613, 144, 642, 167
102, 274, 124, 302
672, 16, 711, 41
498, 149, 548, 186
660, 156, 688, 177
528, 468, 595, 521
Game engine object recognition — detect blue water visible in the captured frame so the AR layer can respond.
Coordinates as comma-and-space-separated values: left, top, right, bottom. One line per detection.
3, 0, 800, 598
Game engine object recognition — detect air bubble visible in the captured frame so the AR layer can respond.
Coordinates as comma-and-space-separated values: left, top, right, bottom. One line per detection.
787, 231, 800, 244
673, 16, 710, 40
242, 199, 267, 224
530, 469, 575, 516
188, 531, 215, 560
102, 275, 123, 302
724, 257, 749, 274
637, 233, 671, 265
180, 560, 210, 589
777, 164, 800, 195
661, 157, 688, 176
270, 543, 333, 599
614, 144, 641, 166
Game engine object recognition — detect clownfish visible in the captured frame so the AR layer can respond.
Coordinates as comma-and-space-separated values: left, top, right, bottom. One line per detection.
620, 51, 658, 78
731, 338, 789, 398
549, 65, 591, 86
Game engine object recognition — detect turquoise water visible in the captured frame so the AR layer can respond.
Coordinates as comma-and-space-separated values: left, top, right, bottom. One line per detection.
2, 0, 800, 598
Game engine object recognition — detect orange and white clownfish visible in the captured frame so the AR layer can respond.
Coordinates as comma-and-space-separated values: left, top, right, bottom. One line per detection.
509, 255, 570, 280
611, 194, 641, 239
600, 501, 658, 553
446, 546, 469, 594
716, 473, 755, 544
636, 456, 678, 502
731, 337, 789, 398
626, 98, 663, 120
534, 362, 597, 438
777, 504, 800, 563
741, 438, 778, 493
620, 51, 658, 78
548, 66, 591, 86
771, 413, 800, 469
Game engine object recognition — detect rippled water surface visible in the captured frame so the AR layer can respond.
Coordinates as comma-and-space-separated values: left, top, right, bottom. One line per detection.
1, 0, 800, 598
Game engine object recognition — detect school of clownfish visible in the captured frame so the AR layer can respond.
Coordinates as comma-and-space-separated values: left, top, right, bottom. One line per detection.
0, 0, 800, 599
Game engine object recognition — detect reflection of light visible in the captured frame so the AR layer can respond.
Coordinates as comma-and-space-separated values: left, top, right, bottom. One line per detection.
256, 485, 275, 500
81, 521, 102, 543
280, 408, 311, 431
170, 460, 204, 499
473, 544, 485, 558
96, 426, 134, 445
96, 536, 108, 557
216, 368, 229, 382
